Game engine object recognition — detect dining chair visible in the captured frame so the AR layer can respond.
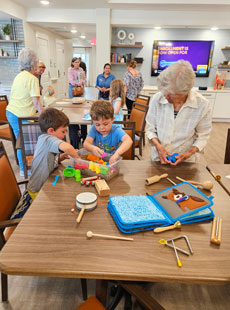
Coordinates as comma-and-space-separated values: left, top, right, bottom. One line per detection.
224, 128, 230, 164
136, 94, 150, 107
0, 141, 29, 302
0, 95, 18, 164
17, 116, 41, 179
124, 103, 148, 157
114, 121, 135, 160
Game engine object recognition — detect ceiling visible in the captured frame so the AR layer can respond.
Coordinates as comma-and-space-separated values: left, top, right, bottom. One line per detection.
1, 0, 230, 42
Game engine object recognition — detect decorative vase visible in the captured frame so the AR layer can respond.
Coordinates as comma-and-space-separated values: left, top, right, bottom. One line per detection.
5, 35, 11, 40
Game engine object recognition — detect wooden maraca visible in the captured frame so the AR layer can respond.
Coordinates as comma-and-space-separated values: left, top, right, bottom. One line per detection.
176, 176, 213, 190
145, 173, 168, 185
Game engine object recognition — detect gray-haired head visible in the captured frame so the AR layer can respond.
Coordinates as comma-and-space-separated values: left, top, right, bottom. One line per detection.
157, 60, 195, 95
18, 48, 38, 72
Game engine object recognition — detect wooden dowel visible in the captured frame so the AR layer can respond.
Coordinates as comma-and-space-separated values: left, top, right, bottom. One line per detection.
86, 231, 133, 241
166, 178, 176, 185
176, 176, 187, 182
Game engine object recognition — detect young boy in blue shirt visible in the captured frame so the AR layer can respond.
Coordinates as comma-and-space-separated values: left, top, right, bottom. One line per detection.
83, 100, 132, 164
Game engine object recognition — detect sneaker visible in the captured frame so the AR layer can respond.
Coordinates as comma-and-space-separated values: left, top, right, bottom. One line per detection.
20, 170, 31, 177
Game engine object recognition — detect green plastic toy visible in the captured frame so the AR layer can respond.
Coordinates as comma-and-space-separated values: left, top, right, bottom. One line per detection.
75, 169, 81, 182
63, 168, 76, 178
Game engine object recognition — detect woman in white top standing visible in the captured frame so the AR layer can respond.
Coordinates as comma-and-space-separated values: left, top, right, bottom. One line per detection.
68, 57, 86, 149
123, 60, 144, 115
146, 60, 212, 165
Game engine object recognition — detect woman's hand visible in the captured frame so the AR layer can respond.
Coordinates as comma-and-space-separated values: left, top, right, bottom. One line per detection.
92, 146, 104, 158
170, 146, 198, 166
155, 144, 170, 164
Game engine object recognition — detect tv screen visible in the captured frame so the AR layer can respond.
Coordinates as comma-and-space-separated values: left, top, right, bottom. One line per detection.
151, 40, 215, 77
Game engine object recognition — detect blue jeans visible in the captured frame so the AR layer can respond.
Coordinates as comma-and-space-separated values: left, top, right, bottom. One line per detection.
6, 110, 24, 171
69, 84, 74, 98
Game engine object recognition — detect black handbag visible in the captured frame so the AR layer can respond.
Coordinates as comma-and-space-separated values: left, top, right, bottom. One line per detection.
100, 90, 110, 99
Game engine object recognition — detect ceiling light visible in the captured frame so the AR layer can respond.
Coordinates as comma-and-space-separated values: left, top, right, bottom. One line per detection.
71, 29, 77, 33
154, 27, 162, 30
40, 0, 50, 5
80, 35, 86, 39
211, 27, 218, 31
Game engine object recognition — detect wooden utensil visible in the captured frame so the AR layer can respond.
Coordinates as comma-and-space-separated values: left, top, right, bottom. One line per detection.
176, 176, 212, 189
86, 231, 134, 241
166, 177, 176, 186
154, 221, 181, 233
76, 192, 97, 223
145, 173, 168, 185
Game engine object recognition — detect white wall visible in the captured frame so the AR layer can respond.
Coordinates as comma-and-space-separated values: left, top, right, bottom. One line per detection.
111, 27, 230, 88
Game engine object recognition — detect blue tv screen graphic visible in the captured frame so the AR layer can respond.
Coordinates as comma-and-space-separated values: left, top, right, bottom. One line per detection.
151, 40, 215, 77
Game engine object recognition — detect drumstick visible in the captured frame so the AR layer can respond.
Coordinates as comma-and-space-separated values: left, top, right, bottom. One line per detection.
76, 206, 86, 223
86, 231, 134, 241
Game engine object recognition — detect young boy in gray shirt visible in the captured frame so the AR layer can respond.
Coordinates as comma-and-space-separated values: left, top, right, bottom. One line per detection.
11, 108, 79, 218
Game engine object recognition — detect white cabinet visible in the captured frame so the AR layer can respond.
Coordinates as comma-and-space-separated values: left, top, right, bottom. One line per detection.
198, 91, 216, 114
212, 92, 230, 119
141, 86, 158, 99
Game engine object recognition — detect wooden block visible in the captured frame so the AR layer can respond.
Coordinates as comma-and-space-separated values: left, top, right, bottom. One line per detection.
95, 179, 110, 197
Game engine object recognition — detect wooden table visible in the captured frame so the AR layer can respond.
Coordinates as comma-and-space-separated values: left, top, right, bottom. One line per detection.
207, 164, 230, 196
0, 161, 230, 307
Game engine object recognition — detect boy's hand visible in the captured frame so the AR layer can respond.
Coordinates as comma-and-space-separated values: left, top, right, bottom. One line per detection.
58, 153, 69, 163
92, 146, 104, 158
109, 153, 119, 165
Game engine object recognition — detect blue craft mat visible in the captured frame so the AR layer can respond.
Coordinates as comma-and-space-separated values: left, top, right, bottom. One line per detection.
108, 195, 168, 225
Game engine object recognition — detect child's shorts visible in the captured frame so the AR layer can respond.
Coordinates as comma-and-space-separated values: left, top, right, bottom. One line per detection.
11, 190, 37, 219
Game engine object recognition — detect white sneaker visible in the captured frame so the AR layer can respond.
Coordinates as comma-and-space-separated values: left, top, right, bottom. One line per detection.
20, 170, 31, 177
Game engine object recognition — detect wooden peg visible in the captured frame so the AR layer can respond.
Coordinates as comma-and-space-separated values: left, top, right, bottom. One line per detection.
211, 216, 222, 245
145, 173, 168, 185
95, 179, 110, 197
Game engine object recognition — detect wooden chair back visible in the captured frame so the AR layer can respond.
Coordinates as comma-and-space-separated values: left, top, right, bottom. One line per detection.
18, 117, 41, 178
0, 141, 21, 223
114, 121, 135, 160
0, 95, 8, 122
136, 94, 150, 107
224, 128, 230, 164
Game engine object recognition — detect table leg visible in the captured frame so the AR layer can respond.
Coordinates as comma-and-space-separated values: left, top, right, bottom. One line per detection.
96, 279, 108, 306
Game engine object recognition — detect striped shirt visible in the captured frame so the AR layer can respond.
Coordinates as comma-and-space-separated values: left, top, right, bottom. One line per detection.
146, 90, 212, 162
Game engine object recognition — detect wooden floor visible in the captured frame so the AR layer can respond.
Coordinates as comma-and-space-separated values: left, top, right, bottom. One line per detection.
0, 122, 230, 310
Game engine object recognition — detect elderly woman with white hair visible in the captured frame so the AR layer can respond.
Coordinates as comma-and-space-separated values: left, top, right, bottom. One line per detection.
6, 47, 43, 176
146, 60, 212, 165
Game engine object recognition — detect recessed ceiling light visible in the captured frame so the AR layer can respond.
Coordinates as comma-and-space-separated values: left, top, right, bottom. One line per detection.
40, 0, 50, 5
80, 35, 86, 39
71, 29, 77, 33
211, 27, 218, 31
154, 27, 162, 30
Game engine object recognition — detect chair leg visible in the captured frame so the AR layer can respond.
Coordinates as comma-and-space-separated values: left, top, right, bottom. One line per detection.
81, 278, 87, 300
1, 273, 8, 302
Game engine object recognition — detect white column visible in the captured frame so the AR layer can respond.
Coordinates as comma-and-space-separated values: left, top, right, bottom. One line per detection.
96, 8, 111, 77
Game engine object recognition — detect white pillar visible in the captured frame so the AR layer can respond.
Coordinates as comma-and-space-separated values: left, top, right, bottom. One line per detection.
96, 8, 111, 77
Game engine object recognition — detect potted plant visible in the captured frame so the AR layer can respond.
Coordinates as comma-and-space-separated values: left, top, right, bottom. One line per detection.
3, 24, 11, 40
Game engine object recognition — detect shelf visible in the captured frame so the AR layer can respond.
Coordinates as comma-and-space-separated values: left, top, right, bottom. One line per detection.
111, 44, 143, 48
218, 65, 230, 68
111, 62, 142, 65
221, 47, 230, 50
0, 56, 17, 59
0, 40, 23, 43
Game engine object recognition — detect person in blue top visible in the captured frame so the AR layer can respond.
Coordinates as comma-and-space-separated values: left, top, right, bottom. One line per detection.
96, 63, 115, 100
83, 100, 132, 164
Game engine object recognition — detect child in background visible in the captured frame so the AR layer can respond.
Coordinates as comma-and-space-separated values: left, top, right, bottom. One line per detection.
83, 100, 132, 164
110, 79, 125, 125
11, 108, 79, 219
43, 85, 56, 107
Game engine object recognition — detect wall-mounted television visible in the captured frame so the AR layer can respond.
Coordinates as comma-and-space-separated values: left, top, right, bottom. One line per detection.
151, 40, 215, 77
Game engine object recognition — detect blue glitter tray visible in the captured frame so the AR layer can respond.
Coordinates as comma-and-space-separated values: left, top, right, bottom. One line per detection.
107, 182, 214, 233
